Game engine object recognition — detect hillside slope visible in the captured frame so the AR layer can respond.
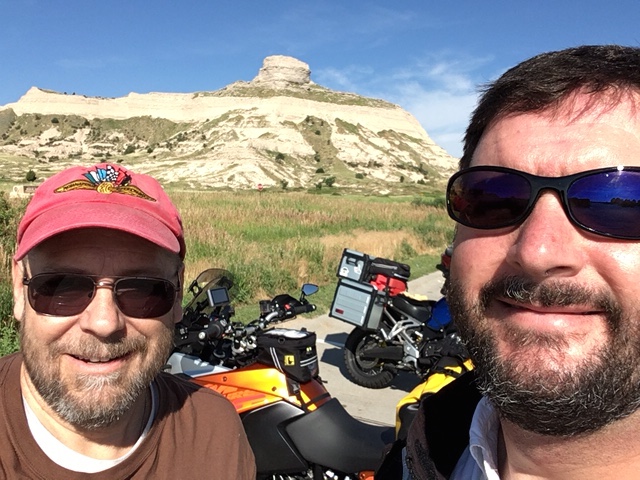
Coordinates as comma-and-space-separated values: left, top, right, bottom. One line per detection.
0, 55, 457, 190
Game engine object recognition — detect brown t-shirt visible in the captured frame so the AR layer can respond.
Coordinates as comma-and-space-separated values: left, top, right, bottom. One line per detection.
0, 353, 256, 479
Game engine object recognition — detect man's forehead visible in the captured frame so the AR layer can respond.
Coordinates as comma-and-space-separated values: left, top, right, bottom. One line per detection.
471, 92, 640, 174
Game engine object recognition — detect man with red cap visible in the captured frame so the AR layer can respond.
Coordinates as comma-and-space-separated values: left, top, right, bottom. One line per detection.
0, 163, 255, 479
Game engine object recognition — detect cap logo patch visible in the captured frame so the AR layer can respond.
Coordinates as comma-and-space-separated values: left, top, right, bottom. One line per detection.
54, 165, 156, 201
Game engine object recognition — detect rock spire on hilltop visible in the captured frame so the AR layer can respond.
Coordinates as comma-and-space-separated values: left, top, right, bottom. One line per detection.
252, 55, 313, 87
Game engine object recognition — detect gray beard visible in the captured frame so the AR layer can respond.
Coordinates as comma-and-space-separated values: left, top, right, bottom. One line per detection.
20, 325, 173, 429
447, 275, 640, 436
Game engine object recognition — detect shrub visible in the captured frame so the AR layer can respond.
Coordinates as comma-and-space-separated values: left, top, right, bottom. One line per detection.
51, 117, 59, 124
396, 239, 418, 260
0, 283, 19, 356
124, 145, 135, 155
355, 173, 364, 179
0, 193, 25, 355
275, 152, 285, 161
315, 168, 325, 174
25, 170, 36, 182
411, 195, 447, 209
324, 176, 336, 187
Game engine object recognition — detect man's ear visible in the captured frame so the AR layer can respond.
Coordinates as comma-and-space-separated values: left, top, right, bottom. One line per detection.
12, 260, 25, 322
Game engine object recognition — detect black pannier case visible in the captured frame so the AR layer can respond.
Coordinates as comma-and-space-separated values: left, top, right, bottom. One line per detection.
256, 328, 319, 383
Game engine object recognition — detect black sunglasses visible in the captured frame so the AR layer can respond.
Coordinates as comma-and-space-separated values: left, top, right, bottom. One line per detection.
447, 165, 640, 240
23, 273, 178, 318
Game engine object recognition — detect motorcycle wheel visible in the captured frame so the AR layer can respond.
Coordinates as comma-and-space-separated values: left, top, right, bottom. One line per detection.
343, 328, 396, 389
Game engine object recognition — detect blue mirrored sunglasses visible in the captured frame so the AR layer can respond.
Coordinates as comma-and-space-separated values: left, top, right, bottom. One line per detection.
447, 165, 640, 239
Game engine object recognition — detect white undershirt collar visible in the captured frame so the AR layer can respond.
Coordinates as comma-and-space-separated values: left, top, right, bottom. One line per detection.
23, 383, 158, 473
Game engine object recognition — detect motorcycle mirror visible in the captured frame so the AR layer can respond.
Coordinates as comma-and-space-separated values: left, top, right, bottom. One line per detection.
301, 284, 319, 297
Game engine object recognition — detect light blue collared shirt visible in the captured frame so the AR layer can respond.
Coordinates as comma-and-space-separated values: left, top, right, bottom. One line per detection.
449, 396, 501, 480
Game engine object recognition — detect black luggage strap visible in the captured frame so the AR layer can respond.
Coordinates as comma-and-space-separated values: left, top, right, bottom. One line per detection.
299, 391, 332, 411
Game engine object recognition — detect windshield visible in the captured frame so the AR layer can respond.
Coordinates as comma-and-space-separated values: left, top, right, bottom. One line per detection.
183, 268, 235, 315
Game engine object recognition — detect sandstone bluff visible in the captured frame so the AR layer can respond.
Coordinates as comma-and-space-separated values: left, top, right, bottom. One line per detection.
0, 55, 457, 190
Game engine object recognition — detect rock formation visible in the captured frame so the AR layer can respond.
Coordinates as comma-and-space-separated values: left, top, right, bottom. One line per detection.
252, 55, 312, 86
0, 55, 457, 190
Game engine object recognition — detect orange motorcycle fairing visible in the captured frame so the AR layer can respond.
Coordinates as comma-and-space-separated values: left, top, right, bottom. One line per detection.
191, 362, 330, 413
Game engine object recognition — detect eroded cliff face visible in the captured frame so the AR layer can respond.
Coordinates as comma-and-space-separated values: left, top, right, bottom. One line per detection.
0, 55, 457, 190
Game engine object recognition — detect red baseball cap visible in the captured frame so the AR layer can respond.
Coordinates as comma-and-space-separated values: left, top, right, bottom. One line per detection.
15, 163, 185, 260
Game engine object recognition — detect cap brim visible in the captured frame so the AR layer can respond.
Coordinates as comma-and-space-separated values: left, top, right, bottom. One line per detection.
14, 202, 181, 260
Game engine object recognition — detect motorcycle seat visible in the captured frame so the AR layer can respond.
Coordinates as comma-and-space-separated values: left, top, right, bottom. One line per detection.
285, 398, 394, 473
391, 294, 434, 323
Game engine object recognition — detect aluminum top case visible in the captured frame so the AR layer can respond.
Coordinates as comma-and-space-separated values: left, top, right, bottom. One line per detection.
336, 249, 368, 282
336, 248, 410, 284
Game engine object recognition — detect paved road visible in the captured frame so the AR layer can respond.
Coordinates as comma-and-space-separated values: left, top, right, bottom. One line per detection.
282, 271, 445, 427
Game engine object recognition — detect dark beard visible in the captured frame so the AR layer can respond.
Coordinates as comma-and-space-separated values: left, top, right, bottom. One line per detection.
21, 325, 174, 429
447, 275, 640, 436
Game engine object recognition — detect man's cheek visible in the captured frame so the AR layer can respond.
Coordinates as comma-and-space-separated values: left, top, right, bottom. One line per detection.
450, 241, 481, 283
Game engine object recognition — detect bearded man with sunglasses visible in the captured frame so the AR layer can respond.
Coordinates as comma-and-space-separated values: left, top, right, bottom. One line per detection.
0, 163, 255, 479
376, 45, 640, 480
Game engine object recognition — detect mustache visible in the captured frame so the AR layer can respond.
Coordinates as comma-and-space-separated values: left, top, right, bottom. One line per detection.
479, 275, 618, 313
51, 335, 148, 360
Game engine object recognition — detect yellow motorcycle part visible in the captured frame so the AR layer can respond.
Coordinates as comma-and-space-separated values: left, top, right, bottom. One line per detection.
395, 358, 474, 437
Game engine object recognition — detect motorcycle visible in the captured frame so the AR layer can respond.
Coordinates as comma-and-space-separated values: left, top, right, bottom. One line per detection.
166, 268, 394, 480
328, 248, 468, 389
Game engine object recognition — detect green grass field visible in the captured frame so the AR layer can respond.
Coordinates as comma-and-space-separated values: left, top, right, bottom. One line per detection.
0, 189, 455, 355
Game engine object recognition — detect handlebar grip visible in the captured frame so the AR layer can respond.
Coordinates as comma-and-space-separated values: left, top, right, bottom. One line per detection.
292, 303, 316, 315
198, 320, 225, 341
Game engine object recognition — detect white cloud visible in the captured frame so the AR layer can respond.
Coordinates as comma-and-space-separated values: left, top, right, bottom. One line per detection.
315, 65, 375, 93
316, 53, 490, 158
392, 81, 479, 158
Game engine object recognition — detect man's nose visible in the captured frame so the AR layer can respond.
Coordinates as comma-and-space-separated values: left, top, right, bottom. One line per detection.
76, 283, 126, 337
506, 192, 587, 280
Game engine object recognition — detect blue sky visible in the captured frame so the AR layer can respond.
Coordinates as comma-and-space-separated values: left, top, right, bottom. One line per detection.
2, 1, 640, 158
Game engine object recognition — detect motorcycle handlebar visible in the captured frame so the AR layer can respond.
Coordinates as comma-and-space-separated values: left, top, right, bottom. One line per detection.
197, 319, 227, 341
292, 303, 316, 316
254, 303, 316, 329
182, 295, 317, 344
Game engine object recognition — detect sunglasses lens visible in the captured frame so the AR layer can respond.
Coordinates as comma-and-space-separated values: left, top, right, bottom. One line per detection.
568, 170, 640, 239
115, 278, 176, 318
28, 274, 95, 316
448, 169, 532, 229
27, 274, 176, 317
